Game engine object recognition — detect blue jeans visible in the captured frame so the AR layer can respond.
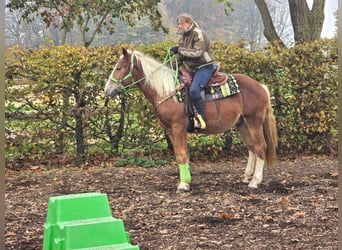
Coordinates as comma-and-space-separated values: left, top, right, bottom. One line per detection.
190, 64, 216, 100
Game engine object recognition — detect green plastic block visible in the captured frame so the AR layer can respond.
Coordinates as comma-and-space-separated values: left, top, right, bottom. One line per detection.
54, 217, 137, 249
45, 193, 111, 224
75, 244, 140, 250
43, 193, 139, 250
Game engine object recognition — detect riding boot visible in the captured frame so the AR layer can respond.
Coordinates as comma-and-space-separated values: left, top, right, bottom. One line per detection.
192, 98, 206, 129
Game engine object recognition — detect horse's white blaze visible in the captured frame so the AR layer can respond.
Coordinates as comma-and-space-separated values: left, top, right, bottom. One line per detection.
248, 157, 265, 188
104, 68, 115, 92
243, 150, 256, 183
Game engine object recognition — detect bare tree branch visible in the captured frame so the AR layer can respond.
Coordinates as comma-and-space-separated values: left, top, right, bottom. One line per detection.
254, 0, 286, 47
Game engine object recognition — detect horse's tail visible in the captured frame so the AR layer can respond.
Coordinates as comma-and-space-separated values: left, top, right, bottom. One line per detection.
262, 85, 278, 167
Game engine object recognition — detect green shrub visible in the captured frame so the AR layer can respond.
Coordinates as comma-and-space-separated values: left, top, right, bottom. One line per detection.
5, 39, 337, 167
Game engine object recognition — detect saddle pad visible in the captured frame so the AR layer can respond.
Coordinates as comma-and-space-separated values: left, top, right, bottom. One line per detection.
176, 74, 240, 103
204, 74, 240, 101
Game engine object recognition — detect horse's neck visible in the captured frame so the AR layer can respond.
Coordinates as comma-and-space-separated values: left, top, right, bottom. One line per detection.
134, 55, 174, 107
133, 67, 159, 106
139, 81, 159, 106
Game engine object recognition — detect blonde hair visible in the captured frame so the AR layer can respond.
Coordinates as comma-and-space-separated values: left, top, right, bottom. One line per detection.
132, 50, 176, 99
177, 13, 199, 28
177, 13, 194, 24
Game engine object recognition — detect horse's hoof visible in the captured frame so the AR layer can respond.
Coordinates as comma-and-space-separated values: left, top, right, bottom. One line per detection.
248, 181, 258, 189
243, 177, 251, 183
177, 182, 190, 193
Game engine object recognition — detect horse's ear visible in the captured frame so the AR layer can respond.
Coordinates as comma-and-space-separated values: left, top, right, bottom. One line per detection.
122, 48, 128, 57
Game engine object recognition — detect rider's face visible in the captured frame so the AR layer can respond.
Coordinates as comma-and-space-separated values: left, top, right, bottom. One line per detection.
177, 21, 191, 32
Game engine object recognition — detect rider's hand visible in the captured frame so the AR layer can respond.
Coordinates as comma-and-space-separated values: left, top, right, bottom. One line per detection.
170, 46, 179, 54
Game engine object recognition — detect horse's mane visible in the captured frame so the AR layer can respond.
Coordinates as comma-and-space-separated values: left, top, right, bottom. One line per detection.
131, 50, 176, 98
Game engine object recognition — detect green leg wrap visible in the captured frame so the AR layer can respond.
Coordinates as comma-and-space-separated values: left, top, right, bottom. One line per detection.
179, 163, 191, 183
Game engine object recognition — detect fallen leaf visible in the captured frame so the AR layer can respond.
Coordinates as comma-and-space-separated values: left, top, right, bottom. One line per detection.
5, 231, 16, 236
293, 211, 306, 217
218, 212, 235, 220
276, 196, 289, 205
330, 172, 338, 177
264, 215, 273, 221
30, 165, 45, 170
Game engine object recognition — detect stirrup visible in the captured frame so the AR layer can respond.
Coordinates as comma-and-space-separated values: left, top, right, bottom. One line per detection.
195, 114, 206, 129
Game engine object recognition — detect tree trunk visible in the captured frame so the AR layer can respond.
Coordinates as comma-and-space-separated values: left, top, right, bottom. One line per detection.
73, 71, 86, 156
255, 0, 325, 45
55, 90, 70, 155
254, 0, 286, 47
104, 96, 127, 154
288, 0, 325, 43
61, 29, 67, 45
75, 104, 85, 156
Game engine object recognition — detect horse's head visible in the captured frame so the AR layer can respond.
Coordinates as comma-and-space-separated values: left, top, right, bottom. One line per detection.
104, 48, 136, 98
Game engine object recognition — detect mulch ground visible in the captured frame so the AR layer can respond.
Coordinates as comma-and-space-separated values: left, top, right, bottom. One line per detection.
5, 155, 338, 249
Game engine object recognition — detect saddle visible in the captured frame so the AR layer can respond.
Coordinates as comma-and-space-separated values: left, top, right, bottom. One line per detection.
179, 64, 228, 87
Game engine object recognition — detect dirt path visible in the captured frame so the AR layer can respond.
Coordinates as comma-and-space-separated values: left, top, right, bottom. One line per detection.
5, 155, 338, 249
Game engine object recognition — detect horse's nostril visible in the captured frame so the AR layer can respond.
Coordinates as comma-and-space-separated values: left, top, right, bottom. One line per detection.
105, 87, 119, 98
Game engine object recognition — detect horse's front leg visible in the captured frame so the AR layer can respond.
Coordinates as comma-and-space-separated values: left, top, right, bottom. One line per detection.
167, 127, 190, 193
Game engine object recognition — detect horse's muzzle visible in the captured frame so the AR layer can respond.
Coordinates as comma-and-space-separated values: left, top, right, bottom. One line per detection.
104, 86, 120, 98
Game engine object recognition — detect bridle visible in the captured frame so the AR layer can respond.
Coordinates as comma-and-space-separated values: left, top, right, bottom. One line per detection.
108, 50, 182, 107
108, 51, 146, 94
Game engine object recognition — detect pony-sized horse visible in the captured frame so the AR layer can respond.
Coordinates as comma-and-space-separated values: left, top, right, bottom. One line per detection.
104, 48, 278, 192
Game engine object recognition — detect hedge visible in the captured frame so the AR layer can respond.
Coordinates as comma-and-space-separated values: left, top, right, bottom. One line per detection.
5, 39, 337, 165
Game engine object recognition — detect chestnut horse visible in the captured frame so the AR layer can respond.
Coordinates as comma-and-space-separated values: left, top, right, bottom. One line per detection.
104, 48, 277, 192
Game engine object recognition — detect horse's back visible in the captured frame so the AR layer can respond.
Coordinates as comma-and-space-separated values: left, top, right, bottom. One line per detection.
233, 74, 270, 114
233, 74, 265, 91
234, 74, 269, 100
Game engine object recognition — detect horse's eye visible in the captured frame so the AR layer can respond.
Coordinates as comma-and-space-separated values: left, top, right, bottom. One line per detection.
116, 67, 121, 71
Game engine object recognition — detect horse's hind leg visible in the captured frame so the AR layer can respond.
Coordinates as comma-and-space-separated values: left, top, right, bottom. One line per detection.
237, 123, 256, 183
243, 150, 257, 183
246, 117, 267, 188
237, 117, 267, 188
250, 157, 265, 188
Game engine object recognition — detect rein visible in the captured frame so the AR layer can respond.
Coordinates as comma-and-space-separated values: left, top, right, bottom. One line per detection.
109, 49, 181, 107
154, 84, 184, 108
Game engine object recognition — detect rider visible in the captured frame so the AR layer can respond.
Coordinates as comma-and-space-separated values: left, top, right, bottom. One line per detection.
170, 13, 216, 130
